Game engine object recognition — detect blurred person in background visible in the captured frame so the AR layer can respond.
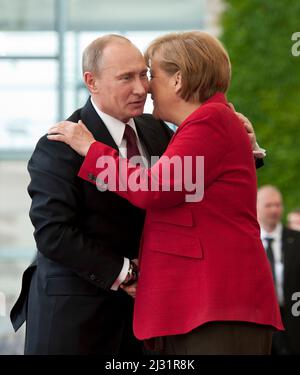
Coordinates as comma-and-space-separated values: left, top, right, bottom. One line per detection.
287, 208, 300, 232
257, 185, 300, 354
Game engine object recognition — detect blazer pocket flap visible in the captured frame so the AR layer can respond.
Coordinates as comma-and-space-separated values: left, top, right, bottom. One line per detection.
148, 230, 203, 259
45, 276, 98, 296
149, 206, 194, 227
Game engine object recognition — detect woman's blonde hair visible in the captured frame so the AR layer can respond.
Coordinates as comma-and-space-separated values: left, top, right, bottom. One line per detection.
145, 31, 231, 102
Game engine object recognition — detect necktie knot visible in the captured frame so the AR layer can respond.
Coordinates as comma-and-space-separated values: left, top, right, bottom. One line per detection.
264, 237, 274, 247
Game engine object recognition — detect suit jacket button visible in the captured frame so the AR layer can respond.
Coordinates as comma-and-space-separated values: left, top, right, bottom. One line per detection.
90, 274, 96, 281
88, 173, 95, 181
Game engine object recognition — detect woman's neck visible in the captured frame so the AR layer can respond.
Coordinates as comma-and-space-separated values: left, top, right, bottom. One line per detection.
171, 100, 201, 127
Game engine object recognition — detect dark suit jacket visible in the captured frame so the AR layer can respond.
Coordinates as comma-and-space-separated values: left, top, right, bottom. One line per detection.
10, 97, 173, 354
280, 227, 300, 354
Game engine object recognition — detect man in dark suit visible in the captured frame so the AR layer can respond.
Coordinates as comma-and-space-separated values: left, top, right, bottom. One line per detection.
10, 34, 173, 355
257, 185, 300, 355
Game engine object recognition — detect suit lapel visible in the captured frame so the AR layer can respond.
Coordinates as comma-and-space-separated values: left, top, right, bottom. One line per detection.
80, 98, 170, 159
134, 117, 156, 158
134, 117, 169, 159
282, 227, 295, 286
80, 97, 119, 152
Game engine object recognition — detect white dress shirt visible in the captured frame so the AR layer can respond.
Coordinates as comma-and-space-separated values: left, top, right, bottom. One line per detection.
260, 223, 284, 306
91, 98, 147, 290
91, 98, 147, 159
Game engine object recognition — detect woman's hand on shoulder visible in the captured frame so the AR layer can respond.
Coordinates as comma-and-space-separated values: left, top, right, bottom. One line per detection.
47, 120, 96, 156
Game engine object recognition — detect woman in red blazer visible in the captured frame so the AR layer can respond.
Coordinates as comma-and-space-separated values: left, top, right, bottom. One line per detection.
48, 31, 283, 354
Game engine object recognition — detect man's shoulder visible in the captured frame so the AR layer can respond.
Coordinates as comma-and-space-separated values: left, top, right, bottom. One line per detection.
283, 226, 300, 244
30, 107, 84, 166
135, 113, 174, 137
35, 106, 83, 150
136, 113, 160, 126
30, 133, 82, 173
66, 107, 82, 122
138, 113, 157, 121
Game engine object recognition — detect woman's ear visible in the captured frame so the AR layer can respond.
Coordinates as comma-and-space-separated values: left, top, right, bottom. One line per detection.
173, 71, 182, 94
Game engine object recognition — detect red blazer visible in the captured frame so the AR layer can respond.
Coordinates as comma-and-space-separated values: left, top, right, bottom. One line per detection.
78, 93, 284, 340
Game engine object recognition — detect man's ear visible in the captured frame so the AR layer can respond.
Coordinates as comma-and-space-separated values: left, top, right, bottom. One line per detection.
173, 71, 182, 94
84, 72, 98, 94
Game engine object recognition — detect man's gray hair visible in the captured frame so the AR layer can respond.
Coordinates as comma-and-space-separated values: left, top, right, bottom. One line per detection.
82, 34, 131, 76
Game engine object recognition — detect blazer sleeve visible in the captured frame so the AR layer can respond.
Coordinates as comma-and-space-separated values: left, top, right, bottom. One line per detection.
28, 136, 124, 290
78, 106, 229, 210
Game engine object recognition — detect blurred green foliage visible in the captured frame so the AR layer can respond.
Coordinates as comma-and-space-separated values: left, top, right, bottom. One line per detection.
221, 0, 300, 216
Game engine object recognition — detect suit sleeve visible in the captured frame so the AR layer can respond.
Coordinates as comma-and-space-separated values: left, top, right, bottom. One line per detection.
78, 107, 229, 209
28, 136, 124, 290
255, 158, 264, 169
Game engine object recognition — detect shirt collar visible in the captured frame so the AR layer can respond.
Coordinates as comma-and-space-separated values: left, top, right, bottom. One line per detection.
91, 98, 137, 148
260, 222, 283, 241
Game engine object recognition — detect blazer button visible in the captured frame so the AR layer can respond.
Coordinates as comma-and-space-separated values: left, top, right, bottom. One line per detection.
89, 274, 96, 281
88, 173, 95, 181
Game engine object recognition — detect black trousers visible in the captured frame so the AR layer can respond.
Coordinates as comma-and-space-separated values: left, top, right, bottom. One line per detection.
154, 322, 273, 355
271, 307, 292, 355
